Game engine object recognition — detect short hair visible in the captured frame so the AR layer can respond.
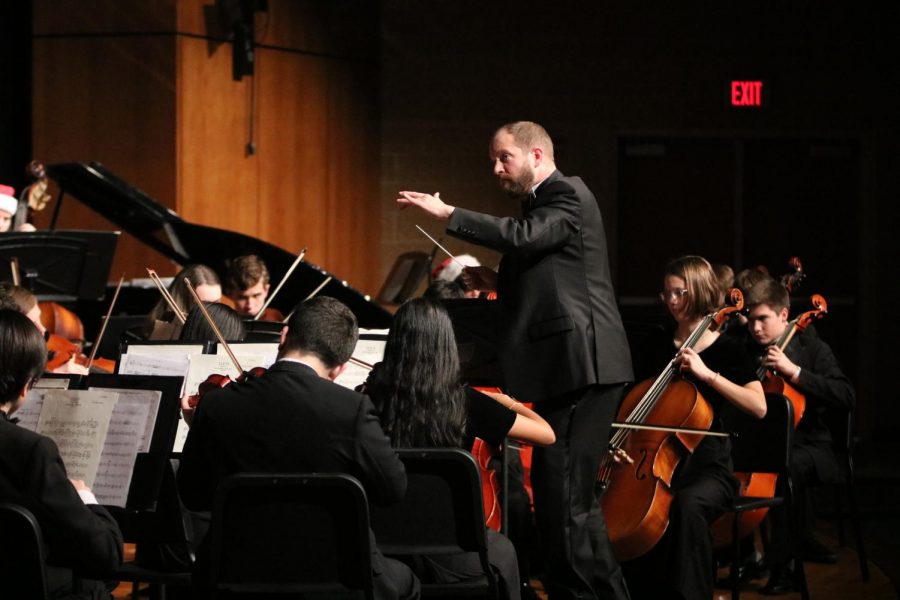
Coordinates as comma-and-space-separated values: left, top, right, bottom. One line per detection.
282, 297, 358, 368
0, 283, 37, 313
664, 255, 721, 319
147, 264, 221, 327
745, 278, 790, 313
497, 121, 555, 162
734, 266, 773, 296
180, 302, 246, 342
0, 309, 47, 404
226, 255, 270, 292
423, 280, 466, 301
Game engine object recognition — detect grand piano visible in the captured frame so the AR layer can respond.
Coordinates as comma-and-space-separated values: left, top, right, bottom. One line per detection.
42, 161, 392, 329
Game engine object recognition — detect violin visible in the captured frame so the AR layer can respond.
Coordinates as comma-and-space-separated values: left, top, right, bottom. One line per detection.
187, 367, 268, 408
598, 288, 744, 561
181, 279, 267, 409
39, 301, 116, 374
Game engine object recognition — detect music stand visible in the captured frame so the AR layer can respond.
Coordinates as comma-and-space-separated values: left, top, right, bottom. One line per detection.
0, 230, 119, 302
242, 318, 284, 342
442, 298, 506, 390
80, 374, 184, 513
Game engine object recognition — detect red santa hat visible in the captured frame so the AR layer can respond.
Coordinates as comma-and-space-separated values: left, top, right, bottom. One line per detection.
0, 184, 17, 216
431, 254, 481, 283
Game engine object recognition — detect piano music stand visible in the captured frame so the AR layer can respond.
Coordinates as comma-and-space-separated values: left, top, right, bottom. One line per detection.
0, 230, 118, 302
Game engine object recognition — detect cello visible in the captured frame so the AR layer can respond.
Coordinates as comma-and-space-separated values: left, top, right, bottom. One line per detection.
709, 293, 828, 547
598, 289, 744, 561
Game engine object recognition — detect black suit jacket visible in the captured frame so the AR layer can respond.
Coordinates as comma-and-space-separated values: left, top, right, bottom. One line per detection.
447, 169, 633, 403
749, 329, 855, 483
177, 361, 410, 597
178, 360, 407, 511
0, 412, 124, 599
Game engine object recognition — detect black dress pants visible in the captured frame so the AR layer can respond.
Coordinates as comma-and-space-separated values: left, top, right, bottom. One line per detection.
532, 384, 630, 600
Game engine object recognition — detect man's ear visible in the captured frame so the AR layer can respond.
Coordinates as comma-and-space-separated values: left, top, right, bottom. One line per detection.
326, 362, 348, 382
780, 307, 790, 322
531, 146, 544, 166
279, 326, 288, 346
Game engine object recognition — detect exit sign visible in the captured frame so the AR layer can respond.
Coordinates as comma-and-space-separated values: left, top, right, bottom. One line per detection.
729, 80, 767, 107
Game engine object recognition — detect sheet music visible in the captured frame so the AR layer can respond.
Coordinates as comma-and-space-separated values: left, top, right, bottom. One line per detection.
35, 390, 117, 489
172, 416, 190, 454
89, 388, 162, 452
93, 399, 148, 507
217, 343, 279, 369
118, 354, 190, 394
335, 337, 386, 390
34, 377, 72, 390
15, 388, 49, 431
124, 344, 207, 356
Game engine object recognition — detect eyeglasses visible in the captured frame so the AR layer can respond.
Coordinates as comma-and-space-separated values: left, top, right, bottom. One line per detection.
659, 288, 688, 301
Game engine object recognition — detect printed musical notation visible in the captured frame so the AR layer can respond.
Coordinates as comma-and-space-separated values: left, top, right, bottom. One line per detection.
17, 387, 161, 508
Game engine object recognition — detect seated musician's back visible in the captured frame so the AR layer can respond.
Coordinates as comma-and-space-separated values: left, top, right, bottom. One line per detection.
0, 309, 123, 599
177, 296, 418, 600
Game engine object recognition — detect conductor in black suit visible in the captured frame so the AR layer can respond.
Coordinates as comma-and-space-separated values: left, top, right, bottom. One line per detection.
398, 121, 633, 600
177, 297, 419, 600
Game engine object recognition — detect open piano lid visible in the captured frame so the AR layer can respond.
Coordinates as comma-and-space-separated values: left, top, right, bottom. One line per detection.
46, 161, 391, 328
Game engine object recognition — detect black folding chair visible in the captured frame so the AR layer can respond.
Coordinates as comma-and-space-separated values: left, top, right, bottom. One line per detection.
208, 473, 375, 599
724, 393, 808, 600
370, 447, 499, 599
0, 502, 51, 600
822, 406, 870, 581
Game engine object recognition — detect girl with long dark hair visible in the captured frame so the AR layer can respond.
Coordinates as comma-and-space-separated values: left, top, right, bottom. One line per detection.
364, 297, 554, 600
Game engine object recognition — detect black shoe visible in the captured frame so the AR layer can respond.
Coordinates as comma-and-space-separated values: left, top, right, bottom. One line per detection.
762, 565, 794, 596
800, 537, 837, 564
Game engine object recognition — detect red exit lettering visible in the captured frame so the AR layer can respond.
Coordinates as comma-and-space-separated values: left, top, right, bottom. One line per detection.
731, 80, 763, 107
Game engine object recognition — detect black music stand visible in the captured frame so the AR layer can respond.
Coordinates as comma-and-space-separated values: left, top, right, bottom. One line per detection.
0, 230, 119, 302
442, 298, 505, 389
80, 374, 184, 514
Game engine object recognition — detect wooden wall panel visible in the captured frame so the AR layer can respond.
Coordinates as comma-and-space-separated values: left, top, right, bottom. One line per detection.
31, 34, 177, 279
176, 36, 258, 234
255, 49, 330, 267
325, 62, 380, 294
32, 0, 380, 295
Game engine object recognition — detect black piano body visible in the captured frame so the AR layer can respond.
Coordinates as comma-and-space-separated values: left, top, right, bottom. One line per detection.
44, 161, 391, 329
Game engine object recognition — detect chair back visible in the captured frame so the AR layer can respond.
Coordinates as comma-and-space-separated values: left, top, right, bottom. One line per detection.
370, 447, 498, 596
0, 502, 50, 600
208, 473, 373, 598
728, 393, 794, 473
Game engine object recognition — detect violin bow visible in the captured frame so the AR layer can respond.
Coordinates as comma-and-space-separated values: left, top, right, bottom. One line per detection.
86, 274, 125, 370
281, 275, 333, 323
349, 356, 373, 370
183, 279, 244, 375
146, 268, 187, 324
253, 246, 307, 321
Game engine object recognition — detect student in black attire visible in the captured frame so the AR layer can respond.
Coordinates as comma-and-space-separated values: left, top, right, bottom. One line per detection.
622, 256, 766, 600
363, 297, 555, 600
0, 309, 123, 599
744, 279, 855, 594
